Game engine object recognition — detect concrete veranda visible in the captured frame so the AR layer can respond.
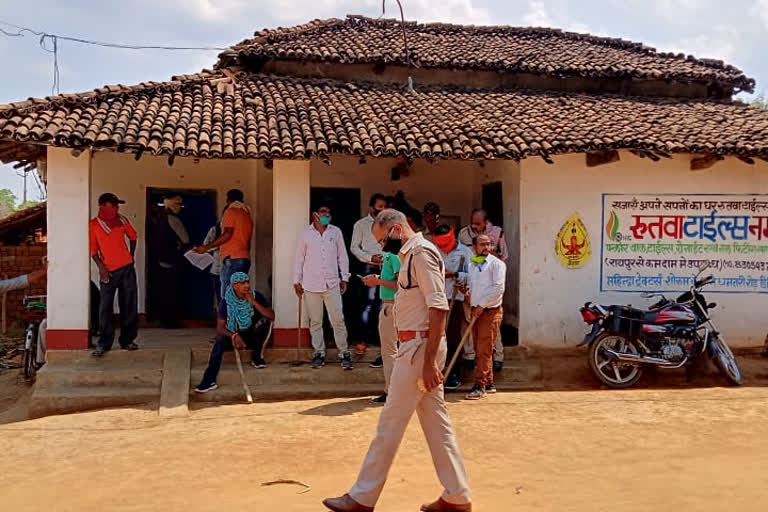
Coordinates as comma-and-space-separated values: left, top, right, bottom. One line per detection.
1, 386, 767, 511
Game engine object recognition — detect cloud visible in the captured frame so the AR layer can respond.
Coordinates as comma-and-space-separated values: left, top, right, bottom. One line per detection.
167, 0, 490, 26
522, 0, 553, 26
664, 27, 741, 62
753, 0, 768, 29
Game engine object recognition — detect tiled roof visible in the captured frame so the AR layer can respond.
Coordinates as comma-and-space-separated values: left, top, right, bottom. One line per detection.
218, 16, 755, 93
1, 72, 767, 162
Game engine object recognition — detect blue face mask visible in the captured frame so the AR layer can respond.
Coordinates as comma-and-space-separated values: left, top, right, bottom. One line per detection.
319, 215, 332, 226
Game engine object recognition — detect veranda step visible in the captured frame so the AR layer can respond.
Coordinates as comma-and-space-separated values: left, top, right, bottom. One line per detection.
35, 366, 163, 388
189, 362, 542, 389
29, 385, 160, 418
190, 383, 385, 403
45, 348, 165, 367
190, 364, 385, 387
191, 347, 380, 366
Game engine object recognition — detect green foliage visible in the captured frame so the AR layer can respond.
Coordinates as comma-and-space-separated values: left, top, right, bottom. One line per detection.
0, 189, 16, 218
752, 94, 768, 109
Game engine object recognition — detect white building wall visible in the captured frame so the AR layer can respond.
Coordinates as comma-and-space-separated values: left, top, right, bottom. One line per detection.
89, 152, 263, 313
519, 152, 768, 348
47, 147, 91, 344
272, 160, 310, 336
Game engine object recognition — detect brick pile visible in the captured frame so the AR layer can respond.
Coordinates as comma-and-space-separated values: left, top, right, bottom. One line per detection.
0, 244, 46, 328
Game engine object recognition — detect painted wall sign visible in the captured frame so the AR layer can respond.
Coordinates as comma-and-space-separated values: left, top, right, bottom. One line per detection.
555, 212, 591, 268
601, 194, 768, 293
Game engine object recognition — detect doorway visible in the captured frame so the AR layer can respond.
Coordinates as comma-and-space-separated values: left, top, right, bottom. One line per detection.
309, 187, 366, 343
482, 181, 503, 227
145, 188, 218, 326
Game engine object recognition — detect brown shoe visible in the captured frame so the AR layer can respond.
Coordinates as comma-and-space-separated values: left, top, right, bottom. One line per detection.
322, 493, 374, 512
420, 497, 472, 512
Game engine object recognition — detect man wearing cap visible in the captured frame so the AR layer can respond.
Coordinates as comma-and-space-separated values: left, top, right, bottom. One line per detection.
195, 189, 253, 298
195, 272, 275, 393
323, 209, 472, 512
90, 193, 139, 357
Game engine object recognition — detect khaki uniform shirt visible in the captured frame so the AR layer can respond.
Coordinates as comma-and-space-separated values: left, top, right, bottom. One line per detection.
393, 233, 449, 331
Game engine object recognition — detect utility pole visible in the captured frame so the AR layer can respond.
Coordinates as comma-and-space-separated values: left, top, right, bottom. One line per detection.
22, 170, 27, 204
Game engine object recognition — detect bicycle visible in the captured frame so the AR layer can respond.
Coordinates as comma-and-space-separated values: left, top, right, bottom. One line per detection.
22, 294, 46, 382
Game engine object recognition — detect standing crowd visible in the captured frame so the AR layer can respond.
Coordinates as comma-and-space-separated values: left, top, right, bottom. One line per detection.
87, 189, 508, 402
292, 193, 509, 402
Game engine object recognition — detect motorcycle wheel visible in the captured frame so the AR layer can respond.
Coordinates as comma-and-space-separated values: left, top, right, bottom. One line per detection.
588, 333, 643, 389
711, 335, 743, 386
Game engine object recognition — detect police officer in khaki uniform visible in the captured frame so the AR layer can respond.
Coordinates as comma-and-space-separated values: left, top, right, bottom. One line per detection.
323, 209, 472, 512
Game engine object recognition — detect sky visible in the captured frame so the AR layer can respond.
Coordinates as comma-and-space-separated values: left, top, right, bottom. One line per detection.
1, 0, 766, 204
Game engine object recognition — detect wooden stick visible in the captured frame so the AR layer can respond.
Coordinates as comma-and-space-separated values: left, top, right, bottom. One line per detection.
259, 322, 274, 360
231, 341, 253, 404
443, 316, 477, 380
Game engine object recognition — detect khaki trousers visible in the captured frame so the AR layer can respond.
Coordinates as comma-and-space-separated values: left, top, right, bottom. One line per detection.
377, 302, 397, 393
349, 335, 471, 507
304, 286, 349, 355
471, 307, 504, 387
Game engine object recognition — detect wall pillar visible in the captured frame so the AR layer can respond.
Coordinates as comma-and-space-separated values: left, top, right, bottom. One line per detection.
272, 160, 311, 347
46, 147, 91, 349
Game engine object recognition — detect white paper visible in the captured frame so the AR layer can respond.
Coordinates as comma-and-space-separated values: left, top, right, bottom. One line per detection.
184, 250, 215, 271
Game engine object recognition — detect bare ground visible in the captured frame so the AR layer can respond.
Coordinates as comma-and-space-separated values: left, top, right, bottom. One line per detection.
1, 385, 767, 511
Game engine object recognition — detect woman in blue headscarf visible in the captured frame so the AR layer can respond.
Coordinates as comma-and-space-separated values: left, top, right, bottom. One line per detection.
195, 272, 275, 393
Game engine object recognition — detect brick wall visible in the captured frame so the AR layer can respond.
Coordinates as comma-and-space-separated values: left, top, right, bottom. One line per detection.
0, 243, 47, 328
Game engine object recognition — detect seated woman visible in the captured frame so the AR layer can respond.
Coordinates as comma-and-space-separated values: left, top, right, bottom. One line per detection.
195, 272, 275, 393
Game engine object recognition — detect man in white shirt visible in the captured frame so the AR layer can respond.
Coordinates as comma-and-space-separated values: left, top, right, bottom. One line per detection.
464, 234, 506, 400
432, 224, 473, 391
294, 204, 353, 370
350, 193, 387, 355
459, 209, 507, 372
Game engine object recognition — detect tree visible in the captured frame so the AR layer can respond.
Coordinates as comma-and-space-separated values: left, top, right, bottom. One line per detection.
16, 200, 40, 210
0, 189, 17, 218
753, 94, 768, 109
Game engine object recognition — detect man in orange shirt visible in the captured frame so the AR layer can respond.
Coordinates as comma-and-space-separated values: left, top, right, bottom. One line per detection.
90, 193, 139, 357
194, 189, 253, 297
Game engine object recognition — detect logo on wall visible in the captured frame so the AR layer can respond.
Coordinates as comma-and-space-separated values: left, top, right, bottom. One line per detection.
555, 213, 591, 269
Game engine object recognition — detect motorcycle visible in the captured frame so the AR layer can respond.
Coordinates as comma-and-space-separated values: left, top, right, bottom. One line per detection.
578, 262, 743, 388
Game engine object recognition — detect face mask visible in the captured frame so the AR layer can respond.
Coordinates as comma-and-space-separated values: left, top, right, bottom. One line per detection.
433, 229, 456, 254
318, 215, 332, 226
471, 255, 487, 264
382, 226, 403, 254
98, 204, 118, 220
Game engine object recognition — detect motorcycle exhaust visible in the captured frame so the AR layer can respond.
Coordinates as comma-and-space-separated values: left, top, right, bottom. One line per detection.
604, 348, 688, 369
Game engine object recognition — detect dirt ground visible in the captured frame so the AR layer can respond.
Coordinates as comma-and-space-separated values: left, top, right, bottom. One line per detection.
1, 385, 767, 511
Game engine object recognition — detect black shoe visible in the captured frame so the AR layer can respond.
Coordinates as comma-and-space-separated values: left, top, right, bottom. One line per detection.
311, 353, 325, 369
493, 360, 504, 373
91, 347, 107, 358
463, 359, 476, 370
444, 374, 462, 391
485, 383, 497, 394
194, 382, 218, 393
369, 356, 384, 368
341, 352, 354, 370
371, 393, 387, 404
250, 358, 267, 369
121, 342, 139, 351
